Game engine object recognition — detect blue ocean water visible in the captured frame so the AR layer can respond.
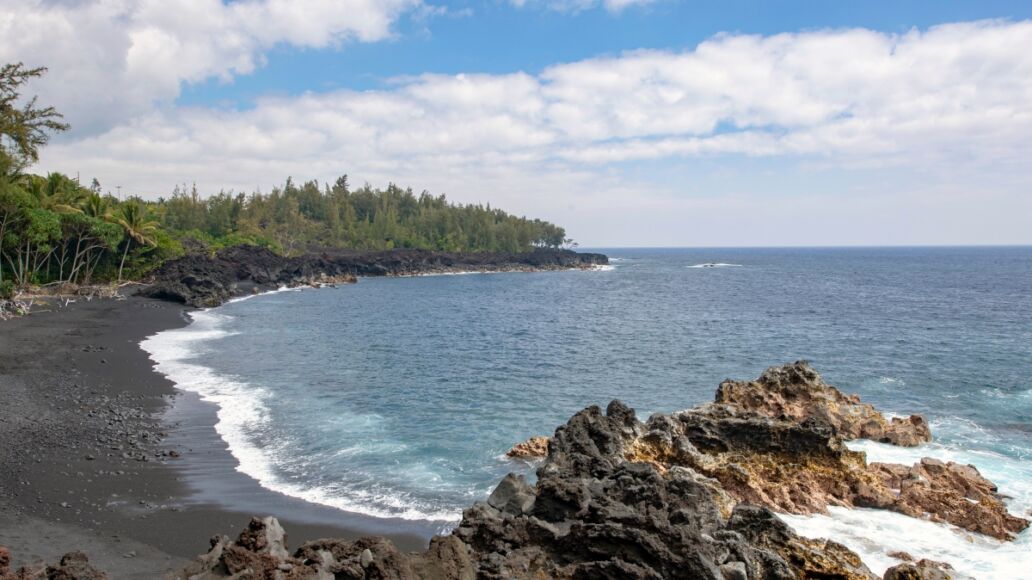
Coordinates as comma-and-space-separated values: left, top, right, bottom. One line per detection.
143, 247, 1032, 577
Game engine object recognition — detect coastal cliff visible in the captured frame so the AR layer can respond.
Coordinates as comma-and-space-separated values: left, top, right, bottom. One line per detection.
142, 246, 609, 307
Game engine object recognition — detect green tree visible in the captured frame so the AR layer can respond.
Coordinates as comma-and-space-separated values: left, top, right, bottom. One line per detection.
0, 63, 69, 174
113, 202, 158, 281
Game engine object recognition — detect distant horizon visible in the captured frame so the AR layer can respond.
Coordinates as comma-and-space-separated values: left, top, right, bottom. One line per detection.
578, 244, 1032, 250
3, 0, 1032, 247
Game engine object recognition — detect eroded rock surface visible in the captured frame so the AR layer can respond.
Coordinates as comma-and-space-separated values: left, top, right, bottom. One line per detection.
883, 559, 959, 580
505, 435, 549, 459
627, 364, 1027, 540
715, 361, 931, 446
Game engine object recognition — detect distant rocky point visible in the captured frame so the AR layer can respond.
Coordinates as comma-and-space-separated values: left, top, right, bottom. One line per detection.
142, 246, 609, 308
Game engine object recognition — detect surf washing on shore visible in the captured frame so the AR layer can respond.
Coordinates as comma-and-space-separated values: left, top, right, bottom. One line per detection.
141, 247, 1032, 577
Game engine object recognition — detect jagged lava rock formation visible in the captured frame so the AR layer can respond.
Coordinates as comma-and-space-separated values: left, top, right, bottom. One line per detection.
628, 361, 1026, 540
714, 362, 931, 446
143, 246, 608, 307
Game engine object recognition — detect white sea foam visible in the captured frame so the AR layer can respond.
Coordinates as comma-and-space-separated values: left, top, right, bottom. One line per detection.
141, 309, 460, 522
780, 507, 1028, 578
777, 433, 1032, 578
225, 285, 304, 304
687, 263, 742, 268
591, 264, 616, 271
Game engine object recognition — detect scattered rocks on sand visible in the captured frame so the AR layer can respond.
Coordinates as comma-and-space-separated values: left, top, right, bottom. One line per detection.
504, 436, 549, 459
0, 548, 107, 580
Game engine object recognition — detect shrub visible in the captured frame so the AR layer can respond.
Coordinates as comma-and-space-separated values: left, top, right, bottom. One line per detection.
0, 279, 15, 300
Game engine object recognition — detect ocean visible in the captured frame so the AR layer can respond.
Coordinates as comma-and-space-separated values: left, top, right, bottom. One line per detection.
141, 246, 1032, 578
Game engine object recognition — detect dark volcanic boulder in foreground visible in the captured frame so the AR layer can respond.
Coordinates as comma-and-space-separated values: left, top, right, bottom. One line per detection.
715, 360, 931, 446
167, 517, 476, 580
142, 246, 608, 307
0, 548, 107, 580
453, 401, 877, 579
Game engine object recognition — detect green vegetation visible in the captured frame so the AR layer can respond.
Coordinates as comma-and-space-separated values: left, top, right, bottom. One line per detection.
0, 63, 570, 290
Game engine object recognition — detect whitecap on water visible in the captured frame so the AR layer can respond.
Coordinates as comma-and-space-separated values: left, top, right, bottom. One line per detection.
687, 263, 743, 268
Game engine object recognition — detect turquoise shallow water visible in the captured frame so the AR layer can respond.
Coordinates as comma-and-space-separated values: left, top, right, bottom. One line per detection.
143, 247, 1032, 577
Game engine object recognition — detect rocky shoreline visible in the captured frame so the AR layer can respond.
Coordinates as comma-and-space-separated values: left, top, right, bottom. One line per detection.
6, 362, 1022, 579
159, 362, 1025, 579
142, 246, 609, 307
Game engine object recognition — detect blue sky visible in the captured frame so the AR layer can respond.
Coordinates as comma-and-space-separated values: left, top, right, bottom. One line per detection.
178, 1, 1032, 106
3, 0, 1032, 246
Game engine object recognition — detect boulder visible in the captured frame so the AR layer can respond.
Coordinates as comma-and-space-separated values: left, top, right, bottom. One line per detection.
0, 549, 107, 580
883, 559, 957, 580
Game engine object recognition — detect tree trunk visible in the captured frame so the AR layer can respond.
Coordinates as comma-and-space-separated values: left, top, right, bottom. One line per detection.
118, 239, 132, 282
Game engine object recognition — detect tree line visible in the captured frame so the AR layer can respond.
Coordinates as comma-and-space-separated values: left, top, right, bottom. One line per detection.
0, 63, 571, 296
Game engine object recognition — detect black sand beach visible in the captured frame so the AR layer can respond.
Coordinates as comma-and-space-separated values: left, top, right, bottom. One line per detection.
0, 296, 427, 578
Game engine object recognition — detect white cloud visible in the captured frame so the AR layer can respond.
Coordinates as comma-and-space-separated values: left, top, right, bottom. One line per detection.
0, 0, 421, 132
12, 16, 1032, 244
509, 0, 655, 13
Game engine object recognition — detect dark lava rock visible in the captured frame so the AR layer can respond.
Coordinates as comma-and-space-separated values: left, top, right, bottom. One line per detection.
169, 399, 878, 580
142, 246, 608, 307
0, 548, 108, 580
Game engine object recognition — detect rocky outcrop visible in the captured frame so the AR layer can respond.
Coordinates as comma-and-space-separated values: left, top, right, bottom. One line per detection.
869, 458, 1028, 539
505, 435, 549, 459
170, 401, 881, 580
883, 559, 958, 580
451, 400, 878, 579
715, 361, 931, 446
0, 548, 107, 580
624, 363, 1027, 541
166, 516, 476, 580
142, 246, 609, 307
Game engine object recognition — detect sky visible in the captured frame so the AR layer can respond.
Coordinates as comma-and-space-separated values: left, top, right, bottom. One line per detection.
2, 0, 1031, 247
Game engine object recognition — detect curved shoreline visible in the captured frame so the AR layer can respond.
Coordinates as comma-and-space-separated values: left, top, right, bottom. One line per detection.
142, 305, 463, 525
0, 296, 429, 578
143, 264, 618, 527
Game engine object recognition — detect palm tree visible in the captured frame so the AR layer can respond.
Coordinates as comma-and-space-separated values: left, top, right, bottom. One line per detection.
113, 202, 157, 282
80, 193, 109, 219
20, 172, 84, 214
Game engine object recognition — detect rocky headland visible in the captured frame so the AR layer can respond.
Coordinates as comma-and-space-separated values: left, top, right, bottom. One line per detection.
142, 246, 609, 307
3, 360, 1024, 578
